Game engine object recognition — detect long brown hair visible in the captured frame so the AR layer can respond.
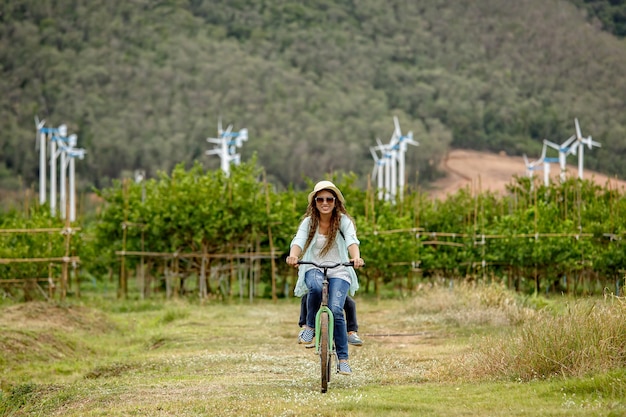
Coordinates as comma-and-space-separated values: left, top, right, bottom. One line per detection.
300, 189, 353, 256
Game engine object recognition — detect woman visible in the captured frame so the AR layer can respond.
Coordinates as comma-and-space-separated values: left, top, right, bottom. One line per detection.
286, 180, 364, 375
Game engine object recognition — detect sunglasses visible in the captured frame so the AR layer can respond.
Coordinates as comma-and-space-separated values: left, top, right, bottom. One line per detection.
315, 196, 336, 204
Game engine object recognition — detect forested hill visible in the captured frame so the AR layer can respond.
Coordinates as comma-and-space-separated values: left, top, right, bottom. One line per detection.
1, 0, 626, 192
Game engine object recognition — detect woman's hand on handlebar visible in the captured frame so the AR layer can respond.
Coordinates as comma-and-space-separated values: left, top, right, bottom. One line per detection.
286, 255, 299, 268
351, 257, 365, 269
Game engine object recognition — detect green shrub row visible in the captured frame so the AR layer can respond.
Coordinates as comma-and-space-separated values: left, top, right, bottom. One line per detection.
2, 160, 625, 297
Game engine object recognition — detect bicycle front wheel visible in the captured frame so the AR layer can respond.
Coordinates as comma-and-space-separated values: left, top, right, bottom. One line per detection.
320, 311, 330, 393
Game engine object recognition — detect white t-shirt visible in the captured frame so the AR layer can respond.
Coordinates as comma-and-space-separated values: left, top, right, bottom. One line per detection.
310, 233, 351, 284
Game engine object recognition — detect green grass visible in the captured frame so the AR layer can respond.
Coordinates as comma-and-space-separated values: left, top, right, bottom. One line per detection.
0, 285, 625, 416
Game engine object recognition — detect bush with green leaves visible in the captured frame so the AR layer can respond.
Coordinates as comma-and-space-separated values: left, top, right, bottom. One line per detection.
4, 161, 626, 299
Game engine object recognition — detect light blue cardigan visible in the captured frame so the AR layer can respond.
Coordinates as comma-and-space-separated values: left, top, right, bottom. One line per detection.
291, 214, 360, 297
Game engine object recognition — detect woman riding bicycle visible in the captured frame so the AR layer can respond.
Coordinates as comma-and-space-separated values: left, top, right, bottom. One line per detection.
286, 180, 364, 375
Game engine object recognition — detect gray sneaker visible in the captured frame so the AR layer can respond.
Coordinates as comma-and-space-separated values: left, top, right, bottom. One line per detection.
337, 361, 352, 375
347, 332, 363, 346
298, 328, 315, 345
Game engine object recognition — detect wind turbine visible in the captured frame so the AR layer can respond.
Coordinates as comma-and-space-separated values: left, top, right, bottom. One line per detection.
572, 118, 601, 180
543, 136, 576, 183
227, 127, 248, 165
523, 141, 552, 189
523, 152, 542, 180
391, 116, 419, 201
541, 155, 559, 186
379, 140, 394, 202
538, 140, 563, 186
65, 145, 87, 222
34, 116, 46, 204
372, 129, 397, 202
388, 140, 398, 201
206, 118, 248, 175
56, 134, 86, 221
49, 124, 67, 216
369, 144, 385, 200
371, 117, 418, 202
55, 133, 86, 221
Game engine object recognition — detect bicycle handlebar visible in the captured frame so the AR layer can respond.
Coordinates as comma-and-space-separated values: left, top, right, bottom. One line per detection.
297, 260, 362, 269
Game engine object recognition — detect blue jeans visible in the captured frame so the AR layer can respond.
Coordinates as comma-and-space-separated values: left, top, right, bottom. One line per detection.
299, 294, 358, 333
304, 269, 350, 361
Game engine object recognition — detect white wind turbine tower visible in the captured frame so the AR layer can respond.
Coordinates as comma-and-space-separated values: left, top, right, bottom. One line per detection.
388, 141, 398, 201
371, 137, 393, 201
543, 135, 577, 183
49, 124, 67, 217
34, 116, 47, 204
57, 134, 86, 221
541, 155, 559, 186
572, 118, 601, 180
369, 144, 385, 200
391, 116, 419, 201
66, 147, 87, 222
372, 132, 397, 201
381, 140, 394, 201
523, 150, 544, 189
35, 118, 67, 206
206, 118, 248, 175
227, 127, 248, 165
537, 140, 561, 186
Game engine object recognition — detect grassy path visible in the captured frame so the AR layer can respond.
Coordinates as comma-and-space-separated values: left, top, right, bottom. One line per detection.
0, 295, 624, 416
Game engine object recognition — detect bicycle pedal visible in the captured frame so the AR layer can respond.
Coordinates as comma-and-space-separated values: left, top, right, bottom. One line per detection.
305, 342, 315, 349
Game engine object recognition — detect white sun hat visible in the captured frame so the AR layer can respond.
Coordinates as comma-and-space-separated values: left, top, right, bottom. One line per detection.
307, 180, 345, 205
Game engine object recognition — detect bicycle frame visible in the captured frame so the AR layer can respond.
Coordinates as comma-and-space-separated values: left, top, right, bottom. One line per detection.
314, 278, 334, 355
297, 260, 354, 392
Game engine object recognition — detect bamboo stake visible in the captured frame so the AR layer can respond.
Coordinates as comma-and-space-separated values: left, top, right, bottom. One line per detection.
0, 277, 56, 283
140, 228, 145, 299
0, 256, 80, 264
199, 245, 207, 300
264, 173, 277, 302
60, 185, 71, 300
534, 179, 539, 294
0, 228, 81, 233
73, 253, 80, 298
229, 243, 234, 298
173, 254, 180, 298
119, 178, 129, 298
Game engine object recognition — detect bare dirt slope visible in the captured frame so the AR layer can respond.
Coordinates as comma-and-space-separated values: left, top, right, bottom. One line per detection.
426, 149, 626, 200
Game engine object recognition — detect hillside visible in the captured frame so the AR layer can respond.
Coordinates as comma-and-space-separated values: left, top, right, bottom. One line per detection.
1, 0, 626, 193
428, 149, 626, 200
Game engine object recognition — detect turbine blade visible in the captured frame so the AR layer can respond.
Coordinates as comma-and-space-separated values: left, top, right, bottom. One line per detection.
562, 135, 576, 148
239, 128, 248, 141
543, 139, 559, 150
587, 138, 601, 148
393, 116, 401, 137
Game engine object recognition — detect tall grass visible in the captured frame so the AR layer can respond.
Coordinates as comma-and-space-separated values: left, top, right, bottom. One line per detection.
408, 280, 536, 328
440, 292, 626, 382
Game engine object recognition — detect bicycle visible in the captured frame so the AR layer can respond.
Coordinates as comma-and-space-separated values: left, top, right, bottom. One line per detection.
297, 260, 355, 393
